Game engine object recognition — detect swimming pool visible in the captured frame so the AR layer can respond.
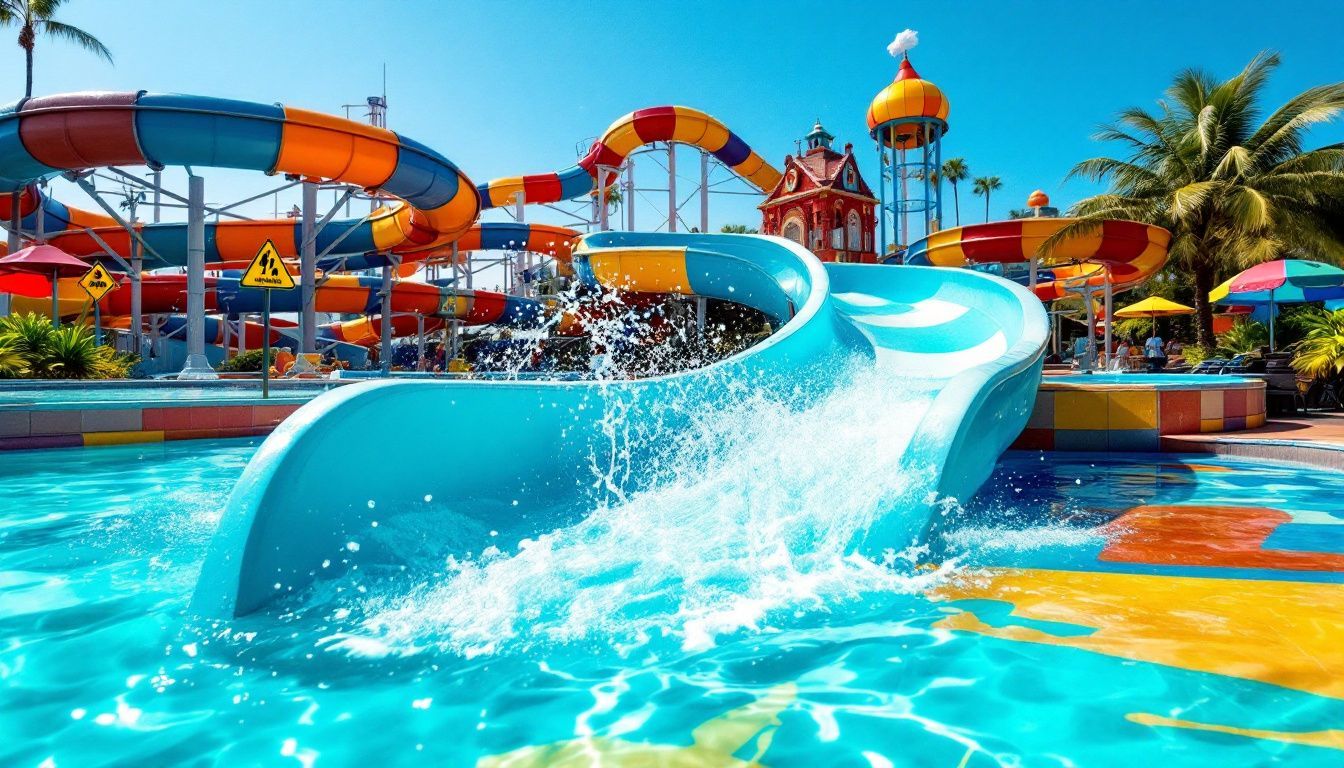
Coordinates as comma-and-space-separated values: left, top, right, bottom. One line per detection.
3, 440, 1342, 765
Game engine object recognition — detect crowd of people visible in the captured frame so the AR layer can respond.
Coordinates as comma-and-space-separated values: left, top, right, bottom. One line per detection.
1050, 334, 1188, 372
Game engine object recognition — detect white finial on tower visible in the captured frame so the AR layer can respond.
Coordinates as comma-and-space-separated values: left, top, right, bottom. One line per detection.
886, 29, 919, 58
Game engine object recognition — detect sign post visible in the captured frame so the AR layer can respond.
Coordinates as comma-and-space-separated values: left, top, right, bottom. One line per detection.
77, 263, 119, 346
239, 240, 296, 398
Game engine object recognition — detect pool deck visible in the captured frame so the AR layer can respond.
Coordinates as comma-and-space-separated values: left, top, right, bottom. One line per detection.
1162, 412, 1344, 471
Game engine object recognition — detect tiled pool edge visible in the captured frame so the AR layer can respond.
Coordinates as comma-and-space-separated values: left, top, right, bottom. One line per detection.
1011, 378, 1267, 452
1160, 434, 1344, 472
0, 403, 303, 451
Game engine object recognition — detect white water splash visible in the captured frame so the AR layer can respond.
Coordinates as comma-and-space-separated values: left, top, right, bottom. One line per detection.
322, 362, 954, 659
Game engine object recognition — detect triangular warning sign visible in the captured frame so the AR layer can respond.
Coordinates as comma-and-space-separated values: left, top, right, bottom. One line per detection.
240, 240, 296, 290
78, 262, 119, 302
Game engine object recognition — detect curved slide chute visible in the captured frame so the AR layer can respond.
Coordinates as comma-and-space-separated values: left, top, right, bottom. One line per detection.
904, 218, 1170, 300
477, 106, 782, 208
193, 232, 1047, 617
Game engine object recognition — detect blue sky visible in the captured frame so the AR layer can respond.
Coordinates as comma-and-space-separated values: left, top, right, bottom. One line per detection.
5, 0, 1343, 236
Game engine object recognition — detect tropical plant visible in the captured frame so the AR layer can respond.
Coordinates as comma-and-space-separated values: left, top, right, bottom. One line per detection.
1052, 51, 1344, 347
0, 312, 132, 378
1008, 208, 1032, 219
0, 0, 112, 99
216, 348, 276, 373
0, 310, 53, 360
1114, 317, 1155, 339
940, 158, 969, 226
1215, 320, 1269, 356
591, 184, 621, 211
1290, 308, 1344, 378
972, 176, 1002, 222
720, 224, 759, 234
0, 339, 28, 377
1182, 344, 1212, 366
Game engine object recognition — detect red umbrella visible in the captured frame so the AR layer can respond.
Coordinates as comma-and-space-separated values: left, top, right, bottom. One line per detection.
0, 244, 93, 327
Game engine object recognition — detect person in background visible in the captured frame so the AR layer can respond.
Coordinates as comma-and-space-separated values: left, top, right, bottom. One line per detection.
1144, 334, 1167, 372
1112, 338, 1132, 371
1127, 339, 1144, 371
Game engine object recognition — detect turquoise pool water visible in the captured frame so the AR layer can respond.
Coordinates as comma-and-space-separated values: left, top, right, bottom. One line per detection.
0, 384, 331, 407
1047, 373, 1252, 387
3, 441, 1343, 765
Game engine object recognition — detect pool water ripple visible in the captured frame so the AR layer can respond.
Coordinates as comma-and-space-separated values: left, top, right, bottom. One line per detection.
3, 440, 1344, 765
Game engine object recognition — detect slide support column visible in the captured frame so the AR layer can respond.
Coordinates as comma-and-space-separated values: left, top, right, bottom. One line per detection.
625, 157, 635, 231
699, 150, 709, 233
380, 259, 393, 375
667, 143, 676, 232
179, 174, 216, 378
301, 179, 318, 354
1103, 268, 1113, 370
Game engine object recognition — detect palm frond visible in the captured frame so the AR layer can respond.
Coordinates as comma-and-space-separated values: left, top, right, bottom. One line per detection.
38, 18, 111, 62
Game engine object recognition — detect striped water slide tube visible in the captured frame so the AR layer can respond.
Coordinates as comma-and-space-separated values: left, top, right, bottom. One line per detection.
10, 268, 543, 332
321, 221, 581, 273
570, 237, 797, 323
0, 91, 479, 266
903, 218, 1170, 301
319, 289, 546, 346
476, 106, 782, 209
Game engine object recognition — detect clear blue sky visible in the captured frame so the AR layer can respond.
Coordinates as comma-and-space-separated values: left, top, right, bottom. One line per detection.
6, 0, 1342, 235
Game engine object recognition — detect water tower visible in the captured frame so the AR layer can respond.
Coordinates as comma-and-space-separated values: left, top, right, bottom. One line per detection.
867, 30, 949, 259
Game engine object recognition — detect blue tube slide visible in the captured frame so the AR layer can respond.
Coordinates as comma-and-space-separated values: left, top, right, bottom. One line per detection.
193, 233, 1047, 617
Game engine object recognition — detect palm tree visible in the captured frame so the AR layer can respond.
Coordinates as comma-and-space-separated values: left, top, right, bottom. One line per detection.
1292, 309, 1344, 379
941, 158, 969, 226
972, 176, 1002, 223
1051, 52, 1344, 346
720, 224, 759, 234
0, 0, 112, 99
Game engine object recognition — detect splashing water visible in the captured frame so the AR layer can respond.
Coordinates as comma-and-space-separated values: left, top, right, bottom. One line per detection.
316, 361, 956, 659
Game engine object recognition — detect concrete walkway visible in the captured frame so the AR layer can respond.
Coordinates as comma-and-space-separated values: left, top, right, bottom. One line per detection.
1162, 411, 1344, 470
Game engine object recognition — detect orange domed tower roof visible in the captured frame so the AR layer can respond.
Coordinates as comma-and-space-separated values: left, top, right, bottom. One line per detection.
1027, 189, 1050, 208
867, 57, 949, 149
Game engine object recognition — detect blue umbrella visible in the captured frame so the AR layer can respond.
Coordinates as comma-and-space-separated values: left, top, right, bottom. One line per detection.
1210, 259, 1344, 350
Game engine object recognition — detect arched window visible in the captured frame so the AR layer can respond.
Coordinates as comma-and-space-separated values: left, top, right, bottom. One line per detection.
782, 219, 804, 245
847, 211, 862, 251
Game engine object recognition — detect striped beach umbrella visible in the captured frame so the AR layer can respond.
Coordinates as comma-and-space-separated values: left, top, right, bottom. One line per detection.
1210, 259, 1344, 350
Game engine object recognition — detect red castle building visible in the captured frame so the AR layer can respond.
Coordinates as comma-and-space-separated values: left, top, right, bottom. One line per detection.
759, 121, 878, 263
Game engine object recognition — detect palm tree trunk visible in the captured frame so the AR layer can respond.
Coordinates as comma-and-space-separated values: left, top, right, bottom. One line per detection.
1192, 263, 1216, 347
984, 193, 990, 223
21, 22, 34, 100
951, 183, 960, 226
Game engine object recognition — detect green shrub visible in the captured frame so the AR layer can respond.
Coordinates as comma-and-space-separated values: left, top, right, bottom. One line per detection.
1215, 321, 1269, 357
1291, 309, 1344, 379
216, 348, 276, 373
1182, 344, 1212, 366
0, 312, 134, 379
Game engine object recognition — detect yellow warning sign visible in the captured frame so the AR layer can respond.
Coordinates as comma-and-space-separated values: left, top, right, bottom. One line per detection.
239, 240, 296, 290
78, 263, 118, 302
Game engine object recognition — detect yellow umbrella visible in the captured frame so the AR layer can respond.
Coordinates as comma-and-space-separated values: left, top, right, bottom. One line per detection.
1113, 296, 1196, 318
1113, 297, 1194, 340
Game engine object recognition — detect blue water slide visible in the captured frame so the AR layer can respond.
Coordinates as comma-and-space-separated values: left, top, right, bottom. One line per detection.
193, 233, 1047, 617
